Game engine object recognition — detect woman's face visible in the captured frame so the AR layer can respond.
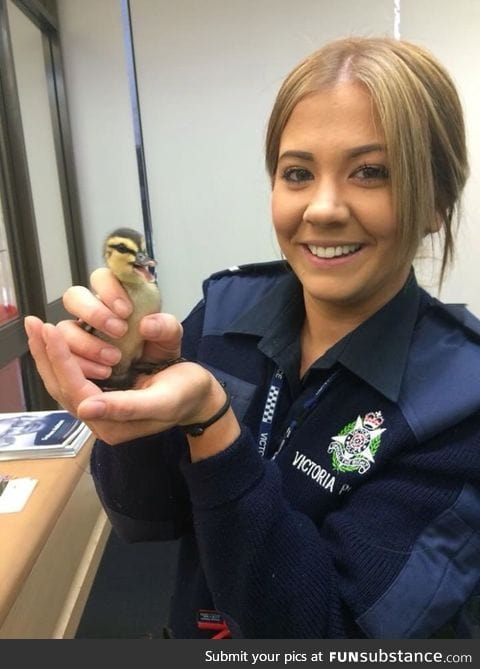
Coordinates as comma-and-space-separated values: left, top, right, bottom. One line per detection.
271, 81, 414, 319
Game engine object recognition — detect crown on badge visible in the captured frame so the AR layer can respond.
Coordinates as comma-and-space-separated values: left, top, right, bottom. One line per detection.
364, 411, 384, 430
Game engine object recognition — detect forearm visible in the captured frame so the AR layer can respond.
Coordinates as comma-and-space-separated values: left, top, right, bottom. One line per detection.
185, 375, 241, 462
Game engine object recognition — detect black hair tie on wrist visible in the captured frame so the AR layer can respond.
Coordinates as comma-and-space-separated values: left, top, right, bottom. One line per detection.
182, 382, 231, 437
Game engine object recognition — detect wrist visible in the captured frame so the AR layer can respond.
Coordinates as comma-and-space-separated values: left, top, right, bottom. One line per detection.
182, 376, 240, 462
187, 408, 240, 462
182, 382, 231, 436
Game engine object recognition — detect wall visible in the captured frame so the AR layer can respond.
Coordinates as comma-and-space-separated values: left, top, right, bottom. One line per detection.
402, 0, 480, 306
7, 0, 72, 302
56, 0, 143, 274
57, 0, 480, 318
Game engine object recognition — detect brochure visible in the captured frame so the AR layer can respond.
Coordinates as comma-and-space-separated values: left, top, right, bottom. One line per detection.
0, 410, 92, 461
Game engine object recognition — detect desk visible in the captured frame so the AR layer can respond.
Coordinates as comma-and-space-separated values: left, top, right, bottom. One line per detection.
0, 437, 110, 638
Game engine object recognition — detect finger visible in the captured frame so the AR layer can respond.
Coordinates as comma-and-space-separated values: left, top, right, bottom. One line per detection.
26, 319, 146, 444
85, 417, 171, 445
77, 385, 173, 423
140, 313, 183, 362
70, 353, 114, 381
42, 323, 103, 407
56, 319, 121, 377
77, 365, 188, 422
24, 314, 43, 339
63, 285, 128, 339
77, 362, 205, 423
90, 267, 132, 318
25, 316, 64, 405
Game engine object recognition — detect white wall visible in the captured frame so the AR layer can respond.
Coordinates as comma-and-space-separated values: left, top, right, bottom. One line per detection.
8, 0, 72, 302
57, 0, 143, 272
401, 0, 480, 308
57, 0, 480, 319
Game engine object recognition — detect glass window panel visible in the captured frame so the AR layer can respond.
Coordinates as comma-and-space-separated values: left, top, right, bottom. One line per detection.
0, 201, 18, 325
0, 358, 26, 411
7, 0, 72, 303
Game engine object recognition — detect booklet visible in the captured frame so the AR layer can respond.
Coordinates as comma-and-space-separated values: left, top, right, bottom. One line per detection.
0, 410, 92, 461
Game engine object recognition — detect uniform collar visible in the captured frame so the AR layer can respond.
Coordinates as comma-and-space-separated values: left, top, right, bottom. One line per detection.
227, 269, 423, 403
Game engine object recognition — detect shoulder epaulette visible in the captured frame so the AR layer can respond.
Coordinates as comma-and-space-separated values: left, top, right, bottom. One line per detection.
206, 260, 288, 283
432, 299, 480, 342
400, 301, 480, 441
201, 261, 288, 336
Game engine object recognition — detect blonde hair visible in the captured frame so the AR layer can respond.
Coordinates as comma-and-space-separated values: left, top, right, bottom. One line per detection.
265, 37, 469, 284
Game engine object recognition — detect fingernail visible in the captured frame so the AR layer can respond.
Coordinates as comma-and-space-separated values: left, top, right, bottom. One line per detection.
105, 318, 127, 337
113, 298, 131, 318
100, 347, 121, 364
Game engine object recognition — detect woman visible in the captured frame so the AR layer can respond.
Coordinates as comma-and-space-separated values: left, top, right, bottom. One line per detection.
25, 37, 480, 638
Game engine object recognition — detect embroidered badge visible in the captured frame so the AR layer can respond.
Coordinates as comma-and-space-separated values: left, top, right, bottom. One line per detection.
328, 411, 386, 475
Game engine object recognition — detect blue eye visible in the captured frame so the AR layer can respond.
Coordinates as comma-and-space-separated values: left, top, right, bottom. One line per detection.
281, 167, 314, 183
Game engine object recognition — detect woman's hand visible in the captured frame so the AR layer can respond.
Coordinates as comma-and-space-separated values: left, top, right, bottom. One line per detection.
24, 268, 240, 454
57, 267, 182, 382
24, 315, 234, 448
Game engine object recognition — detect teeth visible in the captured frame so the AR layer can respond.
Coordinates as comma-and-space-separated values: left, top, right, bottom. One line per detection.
307, 244, 361, 258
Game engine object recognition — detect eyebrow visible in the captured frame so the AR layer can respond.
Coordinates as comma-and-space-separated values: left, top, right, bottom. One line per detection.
347, 143, 385, 158
278, 150, 314, 162
278, 144, 386, 162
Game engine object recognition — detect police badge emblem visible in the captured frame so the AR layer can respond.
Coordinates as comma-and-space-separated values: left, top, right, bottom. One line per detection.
328, 411, 386, 475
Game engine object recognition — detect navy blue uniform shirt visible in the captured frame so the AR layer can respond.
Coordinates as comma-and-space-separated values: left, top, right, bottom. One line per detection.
91, 262, 480, 638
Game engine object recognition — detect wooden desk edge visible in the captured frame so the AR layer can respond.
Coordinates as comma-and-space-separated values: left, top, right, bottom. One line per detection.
0, 434, 96, 626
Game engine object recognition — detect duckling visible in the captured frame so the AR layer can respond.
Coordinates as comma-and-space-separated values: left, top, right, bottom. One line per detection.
88, 227, 162, 390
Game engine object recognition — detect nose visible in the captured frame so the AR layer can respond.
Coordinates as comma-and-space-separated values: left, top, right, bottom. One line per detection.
302, 180, 350, 226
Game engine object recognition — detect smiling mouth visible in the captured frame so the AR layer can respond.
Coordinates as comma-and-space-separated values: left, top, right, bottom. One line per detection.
307, 243, 362, 259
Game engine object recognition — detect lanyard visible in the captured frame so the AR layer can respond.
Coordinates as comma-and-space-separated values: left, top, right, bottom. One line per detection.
271, 371, 339, 460
256, 366, 340, 460
257, 369, 284, 457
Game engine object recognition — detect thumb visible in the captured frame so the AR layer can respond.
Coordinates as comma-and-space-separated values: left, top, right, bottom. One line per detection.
77, 388, 167, 421
140, 313, 183, 361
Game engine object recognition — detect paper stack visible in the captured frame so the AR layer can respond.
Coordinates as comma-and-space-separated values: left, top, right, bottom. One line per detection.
0, 410, 92, 461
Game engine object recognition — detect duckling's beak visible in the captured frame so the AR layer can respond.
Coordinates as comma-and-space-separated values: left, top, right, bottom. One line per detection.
133, 251, 157, 282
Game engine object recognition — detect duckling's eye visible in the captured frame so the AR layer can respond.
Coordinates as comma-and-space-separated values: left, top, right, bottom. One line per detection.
110, 243, 134, 254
